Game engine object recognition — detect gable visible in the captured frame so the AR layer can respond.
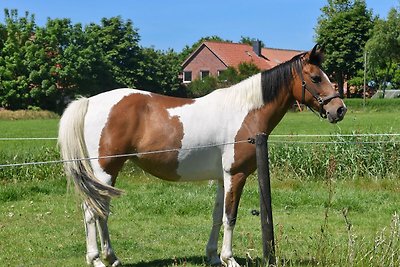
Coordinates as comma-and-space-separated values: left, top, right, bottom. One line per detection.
182, 41, 304, 71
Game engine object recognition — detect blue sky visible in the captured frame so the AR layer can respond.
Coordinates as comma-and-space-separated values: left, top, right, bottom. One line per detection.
0, 0, 397, 52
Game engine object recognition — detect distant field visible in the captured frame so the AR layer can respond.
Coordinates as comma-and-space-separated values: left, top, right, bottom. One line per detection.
273, 109, 400, 135
0, 100, 400, 266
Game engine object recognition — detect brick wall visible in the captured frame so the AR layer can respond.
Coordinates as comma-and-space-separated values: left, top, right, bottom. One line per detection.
182, 46, 226, 81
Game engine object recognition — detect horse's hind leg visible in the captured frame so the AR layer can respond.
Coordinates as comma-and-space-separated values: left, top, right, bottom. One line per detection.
206, 180, 224, 265
93, 166, 121, 267
96, 202, 121, 267
83, 202, 106, 267
83, 163, 122, 267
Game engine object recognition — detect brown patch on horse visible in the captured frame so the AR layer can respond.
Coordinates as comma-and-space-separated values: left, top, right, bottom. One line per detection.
98, 93, 194, 183
229, 88, 294, 177
224, 172, 247, 226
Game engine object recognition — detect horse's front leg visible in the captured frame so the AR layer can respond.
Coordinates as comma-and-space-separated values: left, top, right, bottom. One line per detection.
206, 180, 224, 265
220, 172, 247, 267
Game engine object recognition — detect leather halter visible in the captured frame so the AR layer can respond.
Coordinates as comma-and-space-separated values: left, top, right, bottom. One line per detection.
297, 65, 341, 118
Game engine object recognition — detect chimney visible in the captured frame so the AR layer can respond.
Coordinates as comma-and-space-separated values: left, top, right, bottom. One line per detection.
252, 40, 262, 56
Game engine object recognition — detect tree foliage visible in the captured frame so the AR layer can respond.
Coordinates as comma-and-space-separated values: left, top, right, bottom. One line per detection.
187, 62, 260, 97
137, 47, 184, 96
0, 9, 36, 109
315, 0, 374, 97
365, 7, 400, 93
84, 17, 141, 91
239, 36, 265, 47
0, 10, 183, 111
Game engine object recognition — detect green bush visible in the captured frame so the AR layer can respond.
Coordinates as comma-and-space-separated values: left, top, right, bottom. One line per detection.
187, 62, 261, 97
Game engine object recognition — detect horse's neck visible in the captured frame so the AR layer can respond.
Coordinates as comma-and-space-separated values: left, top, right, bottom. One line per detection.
245, 88, 294, 136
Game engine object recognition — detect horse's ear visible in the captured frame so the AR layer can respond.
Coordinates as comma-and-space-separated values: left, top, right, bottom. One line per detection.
308, 44, 324, 66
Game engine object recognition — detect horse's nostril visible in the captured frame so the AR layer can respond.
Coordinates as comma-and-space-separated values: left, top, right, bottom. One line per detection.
337, 106, 346, 117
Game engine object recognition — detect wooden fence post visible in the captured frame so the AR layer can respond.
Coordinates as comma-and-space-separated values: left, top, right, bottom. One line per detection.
255, 133, 276, 266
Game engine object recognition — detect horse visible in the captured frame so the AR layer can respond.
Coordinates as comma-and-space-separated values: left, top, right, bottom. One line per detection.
58, 44, 346, 267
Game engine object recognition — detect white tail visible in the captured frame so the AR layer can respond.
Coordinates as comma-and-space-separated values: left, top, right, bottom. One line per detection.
58, 98, 122, 218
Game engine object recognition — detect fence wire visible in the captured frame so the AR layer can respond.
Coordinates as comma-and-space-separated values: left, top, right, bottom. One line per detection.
0, 139, 250, 168
1, 133, 400, 141
0, 134, 399, 168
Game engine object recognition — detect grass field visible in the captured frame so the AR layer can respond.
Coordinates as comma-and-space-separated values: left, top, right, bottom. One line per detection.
1, 99, 400, 266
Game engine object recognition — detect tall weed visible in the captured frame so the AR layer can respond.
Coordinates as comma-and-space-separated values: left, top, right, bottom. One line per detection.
269, 134, 400, 180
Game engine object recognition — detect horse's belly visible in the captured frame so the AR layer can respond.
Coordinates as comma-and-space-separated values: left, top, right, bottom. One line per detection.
176, 147, 222, 181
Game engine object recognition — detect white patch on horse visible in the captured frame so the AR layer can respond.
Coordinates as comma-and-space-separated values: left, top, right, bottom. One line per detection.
221, 73, 263, 111
167, 74, 263, 181
84, 88, 152, 183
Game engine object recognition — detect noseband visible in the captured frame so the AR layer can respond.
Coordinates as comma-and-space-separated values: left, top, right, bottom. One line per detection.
298, 66, 341, 118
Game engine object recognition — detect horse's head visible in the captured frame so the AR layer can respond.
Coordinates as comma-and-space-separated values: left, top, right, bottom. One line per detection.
294, 45, 347, 123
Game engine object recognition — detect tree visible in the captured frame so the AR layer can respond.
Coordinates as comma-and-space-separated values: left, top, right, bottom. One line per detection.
136, 47, 184, 96
84, 17, 141, 91
366, 7, 400, 95
239, 36, 265, 47
0, 9, 36, 109
26, 18, 96, 111
315, 0, 374, 97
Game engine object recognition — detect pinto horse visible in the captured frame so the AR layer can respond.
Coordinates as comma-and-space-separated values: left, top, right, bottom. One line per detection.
58, 45, 346, 267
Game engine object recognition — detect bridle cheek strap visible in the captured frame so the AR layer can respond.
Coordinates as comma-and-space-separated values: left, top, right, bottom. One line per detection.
301, 80, 341, 118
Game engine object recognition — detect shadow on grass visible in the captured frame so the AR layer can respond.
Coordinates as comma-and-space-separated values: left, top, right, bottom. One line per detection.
123, 255, 248, 267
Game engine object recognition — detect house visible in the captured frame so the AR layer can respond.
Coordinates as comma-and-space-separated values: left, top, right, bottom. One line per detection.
181, 40, 304, 83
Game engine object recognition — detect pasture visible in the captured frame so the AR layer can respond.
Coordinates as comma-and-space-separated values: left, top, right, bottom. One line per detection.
1, 100, 400, 266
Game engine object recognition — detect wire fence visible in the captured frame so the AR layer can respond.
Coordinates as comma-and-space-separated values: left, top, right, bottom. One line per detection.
0, 139, 250, 168
1, 133, 400, 141
0, 133, 399, 169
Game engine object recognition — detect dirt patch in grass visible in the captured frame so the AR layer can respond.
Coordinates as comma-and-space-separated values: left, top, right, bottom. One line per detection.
0, 109, 59, 120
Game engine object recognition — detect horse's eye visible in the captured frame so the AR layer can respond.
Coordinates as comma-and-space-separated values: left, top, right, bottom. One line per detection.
311, 75, 322, 83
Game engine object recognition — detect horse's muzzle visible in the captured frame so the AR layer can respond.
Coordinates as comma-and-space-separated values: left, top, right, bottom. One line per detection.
326, 105, 347, 123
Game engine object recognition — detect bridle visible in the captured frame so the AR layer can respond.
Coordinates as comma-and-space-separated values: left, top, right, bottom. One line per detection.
297, 63, 341, 118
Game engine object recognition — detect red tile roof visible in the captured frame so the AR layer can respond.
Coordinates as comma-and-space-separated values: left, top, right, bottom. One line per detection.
182, 41, 304, 71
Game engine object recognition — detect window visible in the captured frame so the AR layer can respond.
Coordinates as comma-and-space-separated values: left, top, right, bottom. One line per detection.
183, 71, 192, 83
200, 70, 210, 80
217, 70, 225, 76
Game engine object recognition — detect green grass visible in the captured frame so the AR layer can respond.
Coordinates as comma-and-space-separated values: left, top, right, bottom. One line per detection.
0, 119, 59, 137
1, 173, 400, 266
1, 105, 400, 266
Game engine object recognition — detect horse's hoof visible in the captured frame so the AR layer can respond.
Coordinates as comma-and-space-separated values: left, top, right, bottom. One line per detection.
111, 260, 122, 267
102, 251, 122, 267
90, 257, 107, 267
221, 256, 241, 267
208, 256, 222, 266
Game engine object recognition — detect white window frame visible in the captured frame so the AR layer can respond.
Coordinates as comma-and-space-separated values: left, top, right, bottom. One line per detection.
217, 70, 225, 76
183, 71, 192, 83
200, 70, 210, 80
